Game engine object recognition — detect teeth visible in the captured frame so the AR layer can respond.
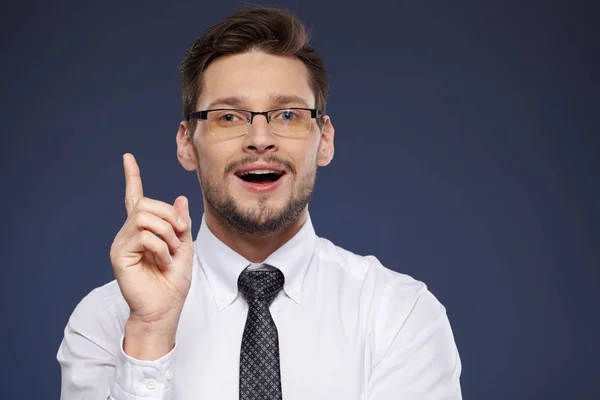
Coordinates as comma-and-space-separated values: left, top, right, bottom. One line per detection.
238, 169, 281, 176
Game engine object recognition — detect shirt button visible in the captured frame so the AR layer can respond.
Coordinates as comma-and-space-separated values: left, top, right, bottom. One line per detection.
146, 379, 156, 390
291, 289, 299, 296
165, 370, 173, 381
219, 295, 228, 303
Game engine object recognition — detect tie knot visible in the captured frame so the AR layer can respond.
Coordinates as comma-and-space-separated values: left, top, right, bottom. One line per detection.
237, 268, 285, 305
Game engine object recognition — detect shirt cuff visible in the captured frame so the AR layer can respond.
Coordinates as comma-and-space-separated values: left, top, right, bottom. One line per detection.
110, 334, 177, 399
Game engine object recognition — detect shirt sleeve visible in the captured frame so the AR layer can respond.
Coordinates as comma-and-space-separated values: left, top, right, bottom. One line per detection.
57, 286, 178, 400
368, 284, 463, 400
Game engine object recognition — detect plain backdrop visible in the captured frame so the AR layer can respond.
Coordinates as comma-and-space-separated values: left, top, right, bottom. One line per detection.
1, 0, 598, 399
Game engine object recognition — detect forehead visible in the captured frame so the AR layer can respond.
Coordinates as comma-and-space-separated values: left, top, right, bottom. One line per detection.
197, 51, 315, 109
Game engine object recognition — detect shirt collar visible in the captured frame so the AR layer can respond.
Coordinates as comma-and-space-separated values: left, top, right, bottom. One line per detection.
194, 212, 317, 311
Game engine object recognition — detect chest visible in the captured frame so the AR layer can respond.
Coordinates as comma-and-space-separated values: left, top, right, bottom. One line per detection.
174, 294, 365, 400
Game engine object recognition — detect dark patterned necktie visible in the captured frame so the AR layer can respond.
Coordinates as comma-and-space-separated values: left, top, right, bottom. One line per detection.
238, 268, 285, 400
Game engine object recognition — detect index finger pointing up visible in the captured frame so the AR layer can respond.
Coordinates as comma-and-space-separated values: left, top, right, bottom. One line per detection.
123, 153, 144, 215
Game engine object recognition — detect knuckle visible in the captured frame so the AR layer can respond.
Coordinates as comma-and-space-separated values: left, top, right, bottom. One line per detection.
134, 197, 147, 210
140, 230, 154, 242
132, 210, 149, 224
154, 218, 171, 235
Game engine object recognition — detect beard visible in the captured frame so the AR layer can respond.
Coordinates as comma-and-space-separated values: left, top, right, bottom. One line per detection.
199, 155, 316, 235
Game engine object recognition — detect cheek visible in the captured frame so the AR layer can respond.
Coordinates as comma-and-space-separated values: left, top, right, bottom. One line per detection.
197, 140, 234, 175
289, 154, 317, 183
300, 145, 320, 168
289, 136, 320, 168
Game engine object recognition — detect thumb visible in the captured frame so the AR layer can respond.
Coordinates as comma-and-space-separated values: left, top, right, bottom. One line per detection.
174, 195, 193, 243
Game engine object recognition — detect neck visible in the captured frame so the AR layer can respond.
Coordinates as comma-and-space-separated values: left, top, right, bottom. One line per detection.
203, 206, 308, 263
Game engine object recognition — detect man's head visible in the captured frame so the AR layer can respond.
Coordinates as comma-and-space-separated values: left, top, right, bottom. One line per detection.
176, 6, 334, 236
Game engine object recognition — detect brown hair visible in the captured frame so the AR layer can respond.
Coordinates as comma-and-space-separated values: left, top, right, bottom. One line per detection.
179, 6, 328, 135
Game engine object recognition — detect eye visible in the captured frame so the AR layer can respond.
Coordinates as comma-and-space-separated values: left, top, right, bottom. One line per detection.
211, 110, 248, 124
273, 110, 298, 121
221, 113, 241, 122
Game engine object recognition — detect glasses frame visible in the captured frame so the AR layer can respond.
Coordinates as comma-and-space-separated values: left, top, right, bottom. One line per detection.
187, 107, 323, 135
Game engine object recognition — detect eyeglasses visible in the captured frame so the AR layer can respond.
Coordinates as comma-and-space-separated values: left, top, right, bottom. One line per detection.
187, 108, 322, 137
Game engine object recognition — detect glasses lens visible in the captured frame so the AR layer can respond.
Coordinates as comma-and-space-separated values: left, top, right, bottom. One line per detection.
207, 110, 251, 136
204, 109, 313, 136
269, 109, 311, 135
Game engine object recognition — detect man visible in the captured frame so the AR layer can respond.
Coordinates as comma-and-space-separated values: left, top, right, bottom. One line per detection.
57, 6, 462, 399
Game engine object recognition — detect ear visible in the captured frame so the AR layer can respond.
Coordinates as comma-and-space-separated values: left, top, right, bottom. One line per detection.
317, 115, 335, 167
177, 121, 198, 171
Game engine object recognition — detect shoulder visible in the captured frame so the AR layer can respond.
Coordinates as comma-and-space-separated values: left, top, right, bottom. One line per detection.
315, 235, 428, 301
315, 236, 450, 357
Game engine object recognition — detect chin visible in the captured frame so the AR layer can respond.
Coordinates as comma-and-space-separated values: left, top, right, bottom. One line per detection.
232, 187, 288, 206
220, 203, 297, 235
204, 177, 309, 235
236, 198, 288, 217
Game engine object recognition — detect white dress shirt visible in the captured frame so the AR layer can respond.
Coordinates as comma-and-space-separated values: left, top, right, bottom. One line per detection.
57, 213, 462, 399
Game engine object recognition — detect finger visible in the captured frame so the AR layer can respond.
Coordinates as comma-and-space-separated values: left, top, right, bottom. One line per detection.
137, 230, 173, 270
128, 211, 182, 253
123, 153, 144, 215
134, 197, 187, 234
173, 196, 193, 243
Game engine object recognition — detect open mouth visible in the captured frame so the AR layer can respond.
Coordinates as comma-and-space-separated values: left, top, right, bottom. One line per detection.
235, 170, 285, 184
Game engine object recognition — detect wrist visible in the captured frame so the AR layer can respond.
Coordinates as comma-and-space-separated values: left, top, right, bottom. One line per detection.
123, 317, 178, 361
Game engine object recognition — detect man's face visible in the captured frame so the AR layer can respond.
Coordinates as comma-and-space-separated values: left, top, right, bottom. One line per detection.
178, 51, 334, 235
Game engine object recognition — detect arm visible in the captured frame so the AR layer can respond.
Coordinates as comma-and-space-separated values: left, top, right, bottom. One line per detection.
368, 288, 462, 399
57, 287, 178, 399
57, 153, 194, 399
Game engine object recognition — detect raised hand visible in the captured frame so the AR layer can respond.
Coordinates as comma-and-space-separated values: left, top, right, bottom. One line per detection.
109, 153, 194, 360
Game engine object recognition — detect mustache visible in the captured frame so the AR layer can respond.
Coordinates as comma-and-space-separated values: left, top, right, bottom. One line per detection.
224, 155, 296, 175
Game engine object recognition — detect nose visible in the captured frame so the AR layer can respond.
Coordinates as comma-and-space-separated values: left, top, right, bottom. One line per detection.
242, 113, 277, 153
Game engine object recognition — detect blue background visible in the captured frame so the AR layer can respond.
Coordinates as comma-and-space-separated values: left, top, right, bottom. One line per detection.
1, 0, 598, 398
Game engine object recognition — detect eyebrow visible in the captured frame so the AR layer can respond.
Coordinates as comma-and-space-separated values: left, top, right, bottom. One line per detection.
206, 93, 311, 110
